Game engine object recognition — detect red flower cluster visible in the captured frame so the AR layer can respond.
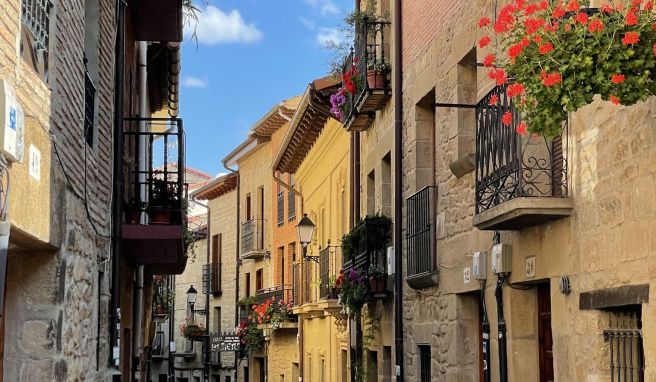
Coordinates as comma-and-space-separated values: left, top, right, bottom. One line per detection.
507, 83, 526, 97
611, 74, 626, 84
501, 111, 513, 126
588, 19, 604, 33
622, 31, 640, 45
539, 42, 554, 55
487, 68, 508, 86
540, 70, 562, 87
483, 54, 496, 67
343, 63, 359, 94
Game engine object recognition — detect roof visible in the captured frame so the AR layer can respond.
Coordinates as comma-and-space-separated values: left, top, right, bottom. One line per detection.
192, 172, 238, 200
273, 76, 341, 174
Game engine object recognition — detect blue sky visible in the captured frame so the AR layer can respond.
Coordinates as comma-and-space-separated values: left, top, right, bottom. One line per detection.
180, 0, 352, 175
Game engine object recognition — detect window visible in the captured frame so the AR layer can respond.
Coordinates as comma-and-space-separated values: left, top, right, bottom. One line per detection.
367, 170, 376, 215
419, 345, 431, 382
84, 0, 100, 147
382, 347, 392, 382
246, 194, 252, 220
290, 243, 296, 262
21, 0, 53, 81
381, 153, 392, 217
288, 176, 296, 221
604, 306, 644, 381
367, 351, 378, 382
538, 284, 554, 382
255, 269, 263, 292
214, 307, 221, 333
406, 186, 438, 287
84, 67, 96, 146
277, 190, 285, 226
245, 273, 251, 297
277, 247, 285, 285
211, 234, 222, 294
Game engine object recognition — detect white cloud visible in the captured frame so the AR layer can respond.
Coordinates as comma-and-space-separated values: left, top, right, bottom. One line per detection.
304, 0, 340, 16
183, 76, 208, 88
299, 16, 316, 29
316, 27, 346, 47
185, 6, 262, 45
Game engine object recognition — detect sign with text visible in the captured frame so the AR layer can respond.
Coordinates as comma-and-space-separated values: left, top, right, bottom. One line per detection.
210, 333, 240, 352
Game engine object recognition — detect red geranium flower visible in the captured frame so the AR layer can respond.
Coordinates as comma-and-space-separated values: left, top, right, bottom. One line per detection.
625, 12, 638, 26
588, 19, 604, 32
653, 43, 656, 56
538, 0, 549, 10
540, 71, 562, 87
508, 42, 525, 60
567, 0, 580, 11
516, 121, 528, 135
576, 12, 589, 24
507, 83, 526, 97
524, 18, 545, 34
488, 94, 499, 106
502, 111, 513, 126
539, 42, 554, 55
610, 95, 620, 105
622, 31, 640, 45
487, 68, 508, 85
611, 74, 625, 84
479, 17, 491, 28
479, 36, 492, 48
601, 4, 614, 13
552, 6, 566, 18
483, 54, 496, 67
524, 4, 539, 15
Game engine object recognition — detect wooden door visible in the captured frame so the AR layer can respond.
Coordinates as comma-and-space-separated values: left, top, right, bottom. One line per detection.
538, 284, 554, 382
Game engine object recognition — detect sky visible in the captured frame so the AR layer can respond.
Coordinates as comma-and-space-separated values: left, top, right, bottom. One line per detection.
180, 0, 353, 176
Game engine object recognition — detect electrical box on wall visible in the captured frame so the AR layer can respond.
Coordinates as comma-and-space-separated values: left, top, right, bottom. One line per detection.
0, 80, 24, 163
472, 251, 487, 280
491, 243, 512, 274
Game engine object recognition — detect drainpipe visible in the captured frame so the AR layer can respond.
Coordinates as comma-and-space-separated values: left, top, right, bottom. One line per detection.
132, 40, 148, 381
168, 275, 175, 381
494, 232, 508, 382
110, 0, 126, 373
223, 164, 240, 376
193, 201, 212, 382
393, 0, 404, 379
481, 281, 491, 382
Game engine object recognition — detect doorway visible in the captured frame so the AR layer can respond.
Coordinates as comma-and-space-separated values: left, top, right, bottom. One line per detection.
538, 283, 554, 382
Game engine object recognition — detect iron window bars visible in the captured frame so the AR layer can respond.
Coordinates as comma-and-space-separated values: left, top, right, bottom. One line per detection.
341, 19, 391, 121
277, 191, 285, 226
288, 186, 296, 221
240, 219, 266, 256
475, 85, 568, 215
84, 67, 96, 146
319, 245, 340, 300
406, 186, 437, 279
21, 0, 52, 53
604, 309, 645, 382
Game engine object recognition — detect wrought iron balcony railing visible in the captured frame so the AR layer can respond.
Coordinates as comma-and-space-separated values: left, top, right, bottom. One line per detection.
151, 330, 165, 357
241, 219, 266, 258
475, 86, 568, 215
406, 186, 438, 289
342, 216, 392, 274
21, 0, 53, 53
319, 246, 340, 300
123, 118, 185, 226
342, 18, 391, 130
256, 285, 294, 305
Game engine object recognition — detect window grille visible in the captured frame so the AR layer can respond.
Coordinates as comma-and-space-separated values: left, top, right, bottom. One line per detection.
21, 0, 53, 52
419, 345, 431, 382
406, 186, 437, 279
319, 247, 330, 299
603, 308, 644, 382
288, 187, 296, 221
84, 68, 96, 146
277, 191, 284, 226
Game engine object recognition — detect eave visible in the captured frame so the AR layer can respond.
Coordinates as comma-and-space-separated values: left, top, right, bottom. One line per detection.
192, 172, 238, 201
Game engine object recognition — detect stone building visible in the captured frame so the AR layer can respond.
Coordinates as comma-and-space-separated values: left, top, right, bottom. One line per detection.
398, 1, 656, 381
0, 0, 189, 380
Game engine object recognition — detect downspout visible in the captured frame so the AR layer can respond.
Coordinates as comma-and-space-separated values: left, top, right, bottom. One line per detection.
192, 201, 212, 382
223, 163, 240, 377
393, 0, 404, 379
494, 232, 508, 382
110, 0, 126, 371
133, 41, 148, 378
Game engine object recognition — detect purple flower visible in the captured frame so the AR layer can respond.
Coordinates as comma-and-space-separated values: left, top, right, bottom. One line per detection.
348, 269, 357, 282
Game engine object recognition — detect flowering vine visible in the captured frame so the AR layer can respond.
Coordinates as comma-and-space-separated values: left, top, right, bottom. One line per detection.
479, 0, 656, 137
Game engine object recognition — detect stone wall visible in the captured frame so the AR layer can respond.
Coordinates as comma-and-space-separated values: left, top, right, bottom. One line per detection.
400, 1, 656, 381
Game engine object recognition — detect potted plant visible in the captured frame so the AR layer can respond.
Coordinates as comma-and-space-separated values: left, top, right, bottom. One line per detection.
337, 268, 368, 314
150, 171, 179, 224
179, 318, 205, 341
327, 275, 340, 299
366, 57, 390, 89
124, 199, 145, 224
368, 263, 386, 293
152, 276, 173, 318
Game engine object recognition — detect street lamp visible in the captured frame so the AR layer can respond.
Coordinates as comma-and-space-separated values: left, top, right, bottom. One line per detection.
296, 214, 318, 262
186, 284, 210, 381
186, 285, 198, 312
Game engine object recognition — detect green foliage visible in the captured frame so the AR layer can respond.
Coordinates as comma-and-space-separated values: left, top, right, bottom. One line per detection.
337, 268, 368, 313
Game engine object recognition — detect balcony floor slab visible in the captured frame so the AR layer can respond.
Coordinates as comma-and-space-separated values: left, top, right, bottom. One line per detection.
473, 197, 573, 231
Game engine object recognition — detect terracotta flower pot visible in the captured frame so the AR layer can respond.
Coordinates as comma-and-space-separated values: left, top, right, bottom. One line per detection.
149, 209, 171, 225
367, 69, 386, 89
369, 278, 386, 293
125, 210, 141, 224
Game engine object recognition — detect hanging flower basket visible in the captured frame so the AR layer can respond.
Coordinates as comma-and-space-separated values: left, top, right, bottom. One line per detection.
180, 319, 205, 341
478, 0, 656, 137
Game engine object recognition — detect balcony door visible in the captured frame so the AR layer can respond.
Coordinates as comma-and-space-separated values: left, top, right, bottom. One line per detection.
538, 284, 554, 382
257, 186, 264, 249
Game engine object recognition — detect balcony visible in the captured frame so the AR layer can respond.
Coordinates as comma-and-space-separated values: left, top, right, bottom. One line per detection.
319, 246, 340, 300
342, 19, 392, 132
241, 219, 267, 259
121, 118, 187, 274
256, 285, 294, 304
473, 86, 573, 231
342, 216, 392, 273
151, 330, 166, 360
132, 0, 183, 42
406, 186, 439, 289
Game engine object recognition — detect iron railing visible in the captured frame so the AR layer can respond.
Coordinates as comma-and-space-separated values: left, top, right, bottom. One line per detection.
255, 285, 294, 305
342, 217, 391, 273
84, 69, 96, 146
123, 118, 185, 225
604, 309, 644, 382
151, 330, 165, 356
406, 186, 437, 278
475, 86, 568, 214
21, 0, 53, 53
342, 19, 391, 121
241, 219, 266, 256
319, 246, 340, 300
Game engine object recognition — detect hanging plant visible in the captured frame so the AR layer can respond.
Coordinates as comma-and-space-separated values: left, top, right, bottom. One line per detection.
179, 318, 205, 341
479, 0, 656, 137
236, 320, 264, 358
336, 268, 368, 313
152, 275, 173, 315
251, 297, 293, 329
